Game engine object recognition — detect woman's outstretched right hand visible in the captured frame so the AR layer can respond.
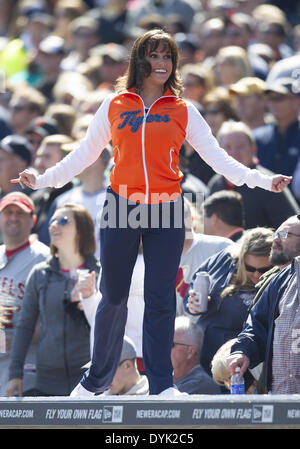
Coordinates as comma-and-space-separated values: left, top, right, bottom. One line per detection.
11, 169, 37, 190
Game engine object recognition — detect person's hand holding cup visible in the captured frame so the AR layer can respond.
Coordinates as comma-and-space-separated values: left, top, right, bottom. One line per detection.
187, 272, 211, 315
71, 270, 96, 310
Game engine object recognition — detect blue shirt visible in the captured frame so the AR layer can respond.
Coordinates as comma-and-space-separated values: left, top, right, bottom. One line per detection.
253, 121, 300, 178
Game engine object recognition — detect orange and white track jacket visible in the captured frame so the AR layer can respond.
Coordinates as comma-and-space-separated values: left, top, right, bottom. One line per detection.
35, 88, 273, 203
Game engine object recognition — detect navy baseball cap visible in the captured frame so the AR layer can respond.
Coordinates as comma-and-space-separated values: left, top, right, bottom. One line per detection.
0, 135, 32, 165
26, 116, 59, 137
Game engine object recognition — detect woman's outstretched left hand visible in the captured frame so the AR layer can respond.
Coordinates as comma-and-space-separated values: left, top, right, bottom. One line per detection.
271, 175, 292, 193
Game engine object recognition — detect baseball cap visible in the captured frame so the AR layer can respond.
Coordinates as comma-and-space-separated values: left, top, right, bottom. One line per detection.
0, 192, 34, 214
0, 135, 32, 165
119, 336, 137, 364
265, 77, 296, 95
229, 77, 267, 96
174, 33, 199, 52
91, 43, 128, 62
70, 16, 99, 34
39, 35, 66, 55
26, 116, 60, 137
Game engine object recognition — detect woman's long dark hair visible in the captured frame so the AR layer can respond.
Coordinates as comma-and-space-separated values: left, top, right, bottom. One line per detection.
115, 28, 183, 97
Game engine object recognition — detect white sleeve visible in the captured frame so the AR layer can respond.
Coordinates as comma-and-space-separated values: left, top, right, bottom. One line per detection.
81, 290, 101, 327
81, 290, 102, 357
185, 101, 273, 191
291, 159, 300, 200
35, 94, 114, 189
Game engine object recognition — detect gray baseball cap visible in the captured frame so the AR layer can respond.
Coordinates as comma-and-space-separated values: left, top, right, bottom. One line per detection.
119, 336, 137, 364
81, 335, 137, 371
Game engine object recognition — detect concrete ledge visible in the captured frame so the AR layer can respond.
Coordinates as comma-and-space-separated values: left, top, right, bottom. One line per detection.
0, 394, 300, 428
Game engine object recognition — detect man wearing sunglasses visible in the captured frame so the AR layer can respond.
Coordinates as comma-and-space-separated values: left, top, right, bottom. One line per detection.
228, 214, 300, 394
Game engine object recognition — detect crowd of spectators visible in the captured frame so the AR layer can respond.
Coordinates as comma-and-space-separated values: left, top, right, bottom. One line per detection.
0, 0, 300, 396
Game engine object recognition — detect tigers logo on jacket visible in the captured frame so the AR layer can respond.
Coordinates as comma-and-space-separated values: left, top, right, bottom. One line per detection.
108, 88, 188, 204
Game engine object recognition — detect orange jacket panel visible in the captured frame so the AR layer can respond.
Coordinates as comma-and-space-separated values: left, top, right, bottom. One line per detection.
108, 88, 188, 203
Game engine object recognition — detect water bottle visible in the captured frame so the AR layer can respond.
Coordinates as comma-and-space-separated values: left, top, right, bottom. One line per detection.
230, 366, 245, 394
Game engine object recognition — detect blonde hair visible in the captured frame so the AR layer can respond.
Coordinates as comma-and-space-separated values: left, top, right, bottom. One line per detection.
181, 63, 215, 91
11, 85, 47, 114
221, 227, 273, 297
211, 338, 236, 387
217, 120, 256, 147
216, 46, 253, 80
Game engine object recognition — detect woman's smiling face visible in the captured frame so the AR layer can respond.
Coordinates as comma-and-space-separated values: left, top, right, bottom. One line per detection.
143, 41, 173, 90
49, 209, 77, 250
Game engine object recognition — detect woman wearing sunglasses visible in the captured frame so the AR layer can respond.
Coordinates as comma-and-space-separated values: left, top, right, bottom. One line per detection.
11, 29, 291, 397
186, 227, 273, 377
6, 204, 100, 397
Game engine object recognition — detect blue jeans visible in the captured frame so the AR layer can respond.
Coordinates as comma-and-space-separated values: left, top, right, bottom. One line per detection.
81, 187, 185, 394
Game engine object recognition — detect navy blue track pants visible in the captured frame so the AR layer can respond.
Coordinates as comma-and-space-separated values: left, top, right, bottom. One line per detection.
81, 187, 185, 394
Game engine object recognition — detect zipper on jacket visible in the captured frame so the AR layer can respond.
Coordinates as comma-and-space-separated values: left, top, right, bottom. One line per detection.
63, 283, 71, 392
141, 105, 149, 203
126, 92, 174, 204
169, 148, 176, 174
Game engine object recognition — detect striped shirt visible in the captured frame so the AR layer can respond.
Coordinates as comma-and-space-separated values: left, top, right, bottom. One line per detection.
272, 258, 300, 393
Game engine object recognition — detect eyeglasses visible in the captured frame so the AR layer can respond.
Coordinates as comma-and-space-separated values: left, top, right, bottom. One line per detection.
10, 104, 29, 112
49, 216, 70, 227
245, 263, 273, 274
272, 231, 300, 240
172, 342, 191, 348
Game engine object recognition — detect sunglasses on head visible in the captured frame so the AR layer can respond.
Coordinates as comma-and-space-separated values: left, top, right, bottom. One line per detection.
245, 263, 273, 274
49, 216, 70, 227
